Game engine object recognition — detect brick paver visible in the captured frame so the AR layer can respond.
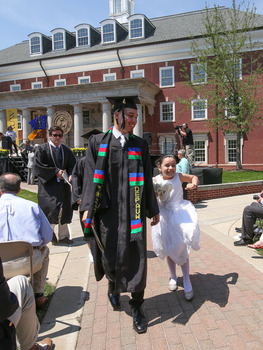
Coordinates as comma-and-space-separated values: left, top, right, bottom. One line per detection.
76, 222, 263, 349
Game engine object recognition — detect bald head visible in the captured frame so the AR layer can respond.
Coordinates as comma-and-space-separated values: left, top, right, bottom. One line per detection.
0, 173, 21, 195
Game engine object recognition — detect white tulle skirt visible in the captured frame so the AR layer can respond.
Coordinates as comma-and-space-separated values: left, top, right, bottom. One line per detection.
151, 199, 200, 266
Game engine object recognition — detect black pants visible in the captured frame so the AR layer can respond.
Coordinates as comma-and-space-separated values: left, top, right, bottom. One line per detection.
108, 280, 144, 308
242, 202, 263, 239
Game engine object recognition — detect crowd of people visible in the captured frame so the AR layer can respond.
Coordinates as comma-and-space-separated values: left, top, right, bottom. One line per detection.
1, 99, 263, 347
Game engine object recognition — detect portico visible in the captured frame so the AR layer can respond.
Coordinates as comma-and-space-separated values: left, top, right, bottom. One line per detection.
0, 78, 160, 147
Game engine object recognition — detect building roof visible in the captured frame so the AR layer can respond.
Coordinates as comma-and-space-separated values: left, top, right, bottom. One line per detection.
1, 7, 263, 66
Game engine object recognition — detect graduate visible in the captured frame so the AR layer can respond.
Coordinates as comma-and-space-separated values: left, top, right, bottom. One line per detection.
81, 96, 159, 334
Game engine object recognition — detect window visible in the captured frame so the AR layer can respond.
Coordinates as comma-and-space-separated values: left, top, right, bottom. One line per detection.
32, 82, 43, 89
226, 58, 242, 80
191, 63, 206, 84
78, 76, 91, 84
17, 114, 22, 130
114, 0, 121, 12
191, 99, 207, 120
159, 67, 174, 87
10, 84, 21, 91
130, 70, 144, 78
54, 79, 66, 87
225, 95, 241, 118
102, 23, 115, 43
224, 133, 242, 163
130, 19, 143, 39
160, 102, 175, 122
83, 110, 90, 127
30, 36, 41, 54
161, 140, 175, 154
193, 134, 208, 163
53, 32, 64, 50
103, 73, 116, 81
77, 28, 89, 47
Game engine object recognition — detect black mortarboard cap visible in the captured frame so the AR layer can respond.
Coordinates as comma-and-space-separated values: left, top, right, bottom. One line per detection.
81, 129, 102, 140
106, 96, 140, 113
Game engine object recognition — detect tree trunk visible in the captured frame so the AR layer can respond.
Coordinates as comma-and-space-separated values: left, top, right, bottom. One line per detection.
236, 132, 242, 170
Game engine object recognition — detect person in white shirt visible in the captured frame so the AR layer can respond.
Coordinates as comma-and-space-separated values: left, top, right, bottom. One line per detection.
0, 172, 53, 308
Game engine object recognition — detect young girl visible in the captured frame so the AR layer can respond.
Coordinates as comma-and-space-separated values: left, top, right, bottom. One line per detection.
151, 155, 200, 301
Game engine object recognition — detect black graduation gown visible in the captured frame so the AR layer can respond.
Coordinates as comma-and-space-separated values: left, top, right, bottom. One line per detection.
34, 143, 76, 225
81, 133, 159, 293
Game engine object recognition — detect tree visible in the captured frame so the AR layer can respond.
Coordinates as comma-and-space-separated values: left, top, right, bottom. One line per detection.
179, 0, 263, 169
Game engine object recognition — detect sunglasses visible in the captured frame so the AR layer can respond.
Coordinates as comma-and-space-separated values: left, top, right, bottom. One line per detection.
51, 134, 63, 138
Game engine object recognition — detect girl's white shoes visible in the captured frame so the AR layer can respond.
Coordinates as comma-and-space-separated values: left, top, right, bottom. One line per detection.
168, 278, 178, 291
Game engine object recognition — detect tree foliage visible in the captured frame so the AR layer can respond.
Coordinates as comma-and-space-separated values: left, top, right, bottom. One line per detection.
180, 0, 263, 169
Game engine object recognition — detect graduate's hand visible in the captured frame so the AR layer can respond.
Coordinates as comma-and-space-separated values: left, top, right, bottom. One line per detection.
151, 214, 160, 226
56, 169, 64, 179
82, 210, 88, 223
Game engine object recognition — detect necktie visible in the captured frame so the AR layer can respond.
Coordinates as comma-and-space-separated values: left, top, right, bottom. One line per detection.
120, 134, 126, 148
56, 146, 62, 164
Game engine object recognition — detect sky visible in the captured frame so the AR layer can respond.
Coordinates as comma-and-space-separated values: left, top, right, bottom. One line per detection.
0, 0, 263, 51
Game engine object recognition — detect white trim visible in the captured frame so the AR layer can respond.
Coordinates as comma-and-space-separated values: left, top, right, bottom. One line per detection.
160, 101, 175, 122
51, 29, 66, 51
28, 33, 42, 56
130, 69, 144, 78
78, 76, 91, 84
10, 84, 21, 91
159, 66, 174, 88
31, 81, 43, 89
128, 15, 145, 39
224, 133, 243, 163
193, 134, 208, 164
54, 79, 66, 87
75, 24, 90, 48
103, 73, 116, 81
190, 62, 207, 84
191, 99, 207, 120
101, 20, 116, 44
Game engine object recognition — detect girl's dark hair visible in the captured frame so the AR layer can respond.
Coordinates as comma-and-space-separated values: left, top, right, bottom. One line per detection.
155, 154, 176, 167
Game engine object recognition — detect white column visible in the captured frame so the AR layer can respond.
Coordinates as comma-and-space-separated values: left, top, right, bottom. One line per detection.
21, 109, 31, 142
102, 102, 112, 132
0, 110, 6, 132
46, 106, 55, 130
73, 104, 84, 148
134, 104, 143, 137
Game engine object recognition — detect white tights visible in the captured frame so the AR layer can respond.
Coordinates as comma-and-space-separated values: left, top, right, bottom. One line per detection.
167, 256, 192, 293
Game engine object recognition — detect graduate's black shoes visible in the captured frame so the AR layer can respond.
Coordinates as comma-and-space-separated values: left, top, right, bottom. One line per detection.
131, 307, 147, 334
234, 238, 253, 246
108, 293, 120, 310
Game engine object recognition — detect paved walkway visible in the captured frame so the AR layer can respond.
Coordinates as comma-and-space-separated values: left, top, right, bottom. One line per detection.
21, 184, 263, 349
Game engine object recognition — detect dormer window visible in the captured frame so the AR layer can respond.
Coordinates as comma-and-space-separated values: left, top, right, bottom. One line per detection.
128, 14, 155, 40
53, 32, 64, 50
77, 28, 88, 46
103, 23, 115, 43
100, 19, 128, 45
130, 18, 143, 39
28, 32, 52, 56
30, 36, 41, 54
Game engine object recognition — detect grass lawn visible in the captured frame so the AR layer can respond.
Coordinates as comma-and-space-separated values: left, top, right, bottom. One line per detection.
17, 189, 38, 203
222, 170, 263, 183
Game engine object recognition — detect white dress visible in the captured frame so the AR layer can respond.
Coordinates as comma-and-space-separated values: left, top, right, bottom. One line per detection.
151, 173, 200, 266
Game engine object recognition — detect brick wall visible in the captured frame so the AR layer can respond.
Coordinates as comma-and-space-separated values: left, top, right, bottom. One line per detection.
187, 180, 263, 204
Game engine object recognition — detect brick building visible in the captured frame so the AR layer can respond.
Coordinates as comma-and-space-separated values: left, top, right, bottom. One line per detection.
1, 0, 263, 169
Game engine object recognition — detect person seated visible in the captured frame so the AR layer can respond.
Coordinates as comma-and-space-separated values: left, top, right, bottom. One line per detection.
0, 257, 53, 350
0, 173, 53, 308
176, 149, 190, 174
234, 192, 263, 246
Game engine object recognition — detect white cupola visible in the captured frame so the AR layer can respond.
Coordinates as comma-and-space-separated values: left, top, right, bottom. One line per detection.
109, 0, 135, 23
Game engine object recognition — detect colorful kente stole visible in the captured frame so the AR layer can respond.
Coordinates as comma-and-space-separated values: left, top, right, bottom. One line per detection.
84, 127, 144, 242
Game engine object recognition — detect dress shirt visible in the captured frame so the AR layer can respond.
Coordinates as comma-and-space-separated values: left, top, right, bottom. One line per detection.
0, 193, 53, 246
113, 127, 128, 146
